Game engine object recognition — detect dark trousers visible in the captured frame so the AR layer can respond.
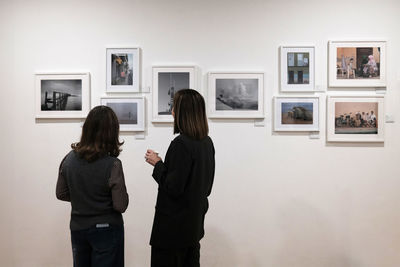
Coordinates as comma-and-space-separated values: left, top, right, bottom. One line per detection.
71, 224, 124, 267
151, 242, 200, 267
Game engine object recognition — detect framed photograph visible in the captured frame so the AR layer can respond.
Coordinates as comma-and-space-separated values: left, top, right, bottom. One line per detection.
101, 97, 145, 132
208, 72, 264, 118
106, 47, 140, 92
35, 72, 90, 119
280, 46, 315, 92
274, 96, 319, 131
327, 95, 384, 142
328, 41, 386, 87
152, 66, 198, 122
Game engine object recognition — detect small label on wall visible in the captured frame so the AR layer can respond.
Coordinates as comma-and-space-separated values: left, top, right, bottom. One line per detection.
375, 88, 386, 94
135, 134, 146, 140
309, 132, 320, 139
385, 115, 395, 123
254, 119, 265, 127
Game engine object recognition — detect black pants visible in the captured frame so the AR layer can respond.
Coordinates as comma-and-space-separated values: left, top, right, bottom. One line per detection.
70, 224, 124, 267
151, 242, 200, 267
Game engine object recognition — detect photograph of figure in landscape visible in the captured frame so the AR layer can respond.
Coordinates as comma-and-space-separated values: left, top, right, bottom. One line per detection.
216, 79, 258, 110
335, 102, 378, 134
281, 102, 313, 124
106, 102, 138, 125
158, 72, 190, 115
41, 79, 82, 111
336, 47, 380, 80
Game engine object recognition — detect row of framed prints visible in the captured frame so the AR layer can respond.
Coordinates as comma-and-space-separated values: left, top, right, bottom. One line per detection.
34, 70, 385, 142
34, 70, 264, 121
103, 40, 387, 93
100, 94, 385, 143
34, 71, 145, 132
275, 95, 384, 142
281, 40, 386, 90
34, 41, 387, 142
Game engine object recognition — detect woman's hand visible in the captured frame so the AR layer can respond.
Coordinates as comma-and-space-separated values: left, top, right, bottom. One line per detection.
145, 149, 162, 166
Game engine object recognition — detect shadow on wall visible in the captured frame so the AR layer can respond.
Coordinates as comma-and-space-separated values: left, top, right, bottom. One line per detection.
272, 199, 362, 267
201, 226, 238, 267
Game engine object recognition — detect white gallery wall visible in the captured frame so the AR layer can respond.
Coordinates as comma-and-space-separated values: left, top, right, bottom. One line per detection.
1, 0, 400, 266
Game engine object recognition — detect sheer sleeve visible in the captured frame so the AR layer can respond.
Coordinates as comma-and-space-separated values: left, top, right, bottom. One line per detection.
109, 160, 129, 213
56, 155, 70, 201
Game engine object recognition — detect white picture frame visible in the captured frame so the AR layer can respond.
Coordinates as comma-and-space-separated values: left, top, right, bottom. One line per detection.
328, 40, 386, 87
208, 72, 264, 119
327, 95, 384, 142
280, 46, 315, 92
106, 47, 140, 93
152, 66, 198, 123
101, 97, 145, 132
35, 72, 90, 119
274, 96, 319, 132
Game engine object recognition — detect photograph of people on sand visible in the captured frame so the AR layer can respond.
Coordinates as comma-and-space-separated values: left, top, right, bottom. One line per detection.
334, 102, 378, 134
327, 95, 384, 142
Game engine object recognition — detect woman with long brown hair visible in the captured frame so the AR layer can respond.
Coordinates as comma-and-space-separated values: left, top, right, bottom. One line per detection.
145, 89, 215, 267
56, 105, 129, 267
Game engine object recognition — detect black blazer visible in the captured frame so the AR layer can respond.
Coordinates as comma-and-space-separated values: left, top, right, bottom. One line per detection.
150, 134, 215, 248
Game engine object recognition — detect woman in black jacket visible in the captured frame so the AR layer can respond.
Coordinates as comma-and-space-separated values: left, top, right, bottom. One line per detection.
145, 89, 215, 267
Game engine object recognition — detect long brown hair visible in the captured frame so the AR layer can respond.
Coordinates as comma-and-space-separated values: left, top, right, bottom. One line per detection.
173, 89, 209, 140
72, 105, 123, 162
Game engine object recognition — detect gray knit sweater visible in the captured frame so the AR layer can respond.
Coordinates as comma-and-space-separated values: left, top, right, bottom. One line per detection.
56, 151, 129, 231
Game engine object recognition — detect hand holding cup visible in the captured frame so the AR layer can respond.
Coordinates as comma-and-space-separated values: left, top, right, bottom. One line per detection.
145, 149, 161, 166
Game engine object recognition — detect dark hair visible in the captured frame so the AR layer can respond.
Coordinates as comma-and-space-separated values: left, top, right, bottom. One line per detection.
173, 89, 209, 140
71, 105, 123, 162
